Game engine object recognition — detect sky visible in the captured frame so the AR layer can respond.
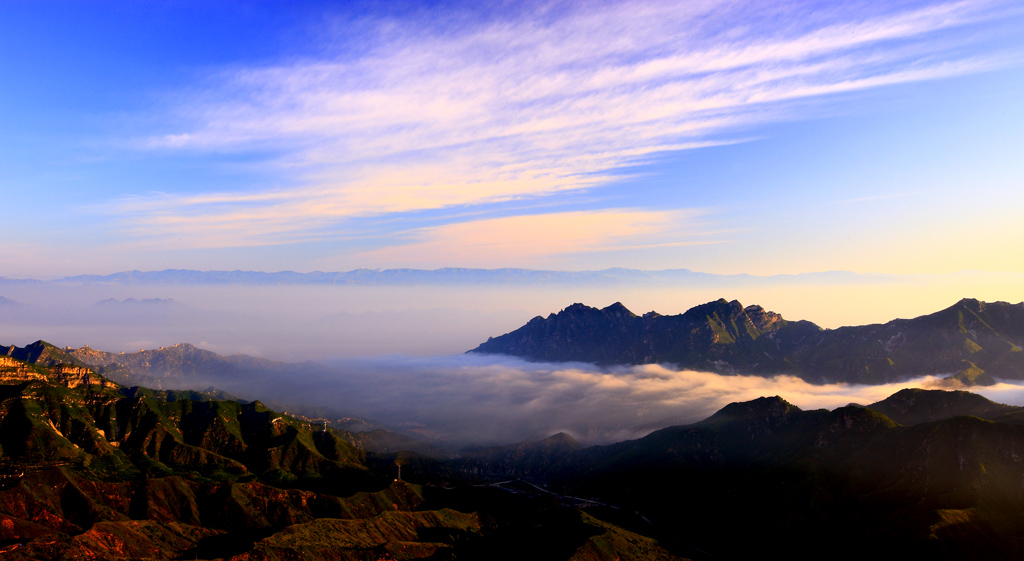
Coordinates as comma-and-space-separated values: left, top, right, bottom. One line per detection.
1, 0, 1023, 279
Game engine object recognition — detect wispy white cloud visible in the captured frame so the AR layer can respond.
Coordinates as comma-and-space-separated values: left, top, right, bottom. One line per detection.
119, 0, 1014, 253
352, 209, 719, 267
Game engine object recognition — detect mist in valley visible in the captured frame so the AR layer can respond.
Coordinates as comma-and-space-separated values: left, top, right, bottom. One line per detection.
113, 352, 1024, 447
3, 273, 1024, 447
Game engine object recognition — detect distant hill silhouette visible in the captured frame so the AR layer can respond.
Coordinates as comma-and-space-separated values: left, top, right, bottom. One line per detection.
471, 298, 1024, 384
866, 387, 1023, 425
51, 267, 871, 286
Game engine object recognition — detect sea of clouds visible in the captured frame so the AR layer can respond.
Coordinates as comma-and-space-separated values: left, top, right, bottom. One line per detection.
200, 353, 1024, 447
4, 279, 1024, 447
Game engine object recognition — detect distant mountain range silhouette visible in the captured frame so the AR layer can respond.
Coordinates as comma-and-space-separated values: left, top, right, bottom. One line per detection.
472, 298, 1024, 385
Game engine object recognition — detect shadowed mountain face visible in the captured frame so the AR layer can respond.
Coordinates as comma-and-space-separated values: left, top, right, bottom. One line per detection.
865, 387, 1024, 425
471, 298, 1024, 384
456, 433, 583, 479
67, 342, 328, 387
451, 389, 1024, 560
471, 299, 817, 368
0, 344, 685, 560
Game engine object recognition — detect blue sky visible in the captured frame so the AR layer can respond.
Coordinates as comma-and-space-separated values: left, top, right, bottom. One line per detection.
2, 0, 1023, 278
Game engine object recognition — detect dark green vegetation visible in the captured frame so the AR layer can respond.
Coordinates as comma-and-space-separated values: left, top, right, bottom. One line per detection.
471, 297, 1024, 384
64, 343, 444, 454
456, 389, 1024, 560
0, 342, 685, 560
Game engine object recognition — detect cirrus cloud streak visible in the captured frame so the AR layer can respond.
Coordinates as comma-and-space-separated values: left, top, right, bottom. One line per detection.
118, 0, 1017, 253
351, 209, 720, 268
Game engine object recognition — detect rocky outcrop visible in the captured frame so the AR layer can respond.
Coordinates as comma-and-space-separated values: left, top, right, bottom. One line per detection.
472, 298, 1024, 384
0, 353, 114, 390
472, 299, 818, 370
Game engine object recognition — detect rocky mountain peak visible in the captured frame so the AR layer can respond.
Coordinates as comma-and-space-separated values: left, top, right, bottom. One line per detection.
471, 298, 1024, 385
3, 340, 89, 368
709, 395, 799, 421
955, 297, 983, 311
601, 302, 636, 319
541, 432, 582, 449
867, 388, 1019, 425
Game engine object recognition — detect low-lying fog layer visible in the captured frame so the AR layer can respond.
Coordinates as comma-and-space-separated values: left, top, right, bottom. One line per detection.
2, 270, 1022, 360
170, 353, 1024, 447
3, 274, 1023, 446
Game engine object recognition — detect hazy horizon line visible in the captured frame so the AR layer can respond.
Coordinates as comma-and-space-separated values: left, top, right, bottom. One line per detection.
0, 266, 949, 285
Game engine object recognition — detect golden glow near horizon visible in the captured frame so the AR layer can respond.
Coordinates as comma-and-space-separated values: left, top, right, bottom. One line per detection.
0, 1, 1021, 301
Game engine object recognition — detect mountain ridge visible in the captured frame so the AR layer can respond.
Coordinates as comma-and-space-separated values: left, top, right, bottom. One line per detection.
0, 341, 691, 560
471, 298, 1024, 384
9, 339, 1024, 558
449, 388, 1024, 559
65, 342, 329, 388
